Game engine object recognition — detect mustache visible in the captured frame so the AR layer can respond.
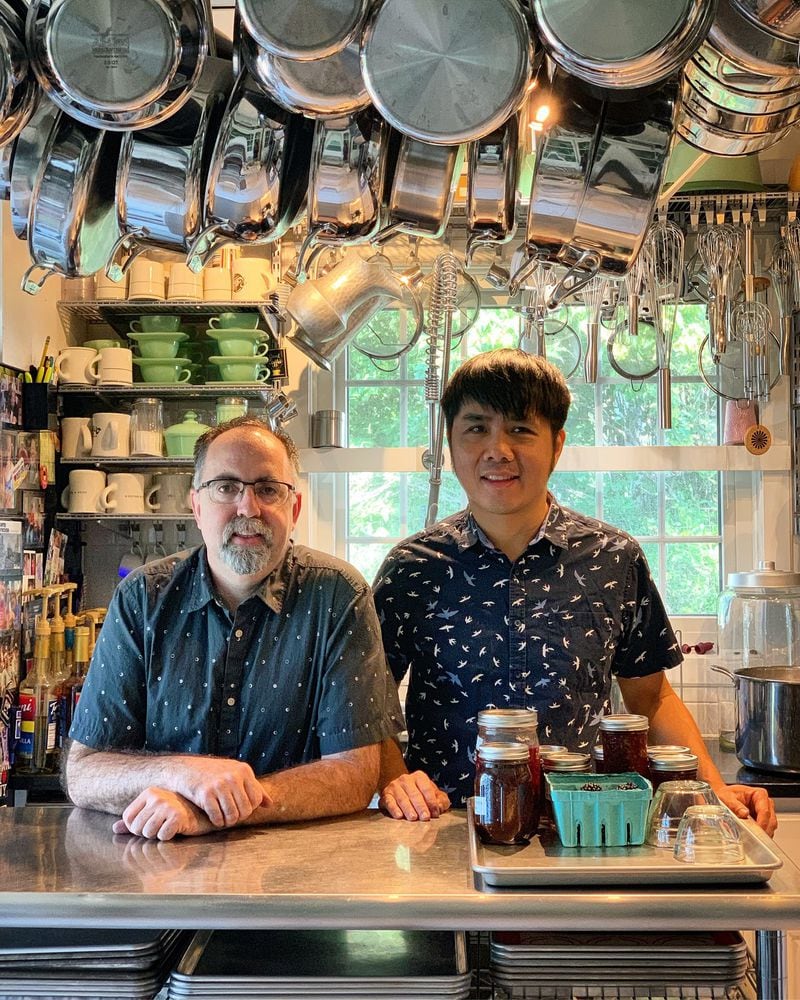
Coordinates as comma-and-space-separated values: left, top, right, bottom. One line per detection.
221, 516, 272, 546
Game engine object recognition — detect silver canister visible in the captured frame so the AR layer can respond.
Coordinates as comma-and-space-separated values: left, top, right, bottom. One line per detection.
311, 409, 346, 448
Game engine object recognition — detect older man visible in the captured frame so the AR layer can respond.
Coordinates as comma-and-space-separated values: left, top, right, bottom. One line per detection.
66, 418, 402, 840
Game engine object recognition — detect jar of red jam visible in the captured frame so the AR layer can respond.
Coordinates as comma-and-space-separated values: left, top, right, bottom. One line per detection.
599, 714, 649, 777
649, 752, 699, 789
474, 742, 538, 845
647, 744, 691, 759
541, 752, 592, 825
477, 709, 540, 819
591, 744, 605, 773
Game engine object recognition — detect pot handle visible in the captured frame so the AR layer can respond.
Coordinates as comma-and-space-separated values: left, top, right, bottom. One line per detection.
710, 664, 735, 681
547, 249, 601, 309
105, 228, 149, 282
465, 230, 501, 267
21, 262, 56, 296
294, 224, 340, 283
187, 223, 236, 273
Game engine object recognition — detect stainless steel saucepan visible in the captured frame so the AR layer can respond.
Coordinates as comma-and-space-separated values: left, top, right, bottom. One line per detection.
465, 114, 520, 264
238, 0, 368, 61
707, 0, 800, 76
9, 93, 60, 240
26, 0, 211, 130
107, 56, 233, 278
684, 52, 800, 113
187, 70, 313, 271
677, 100, 790, 154
681, 74, 800, 132
731, 0, 800, 40
0, 0, 37, 147
21, 115, 122, 293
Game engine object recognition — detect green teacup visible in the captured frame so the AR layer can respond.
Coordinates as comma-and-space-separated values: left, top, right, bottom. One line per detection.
207, 328, 269, 357
130, 315, 182, 333
209, 311, 260, 330
133, 356, 192, 383
209, 355, 271, 383
128, 331, 189, 359
83, 338, 123, 351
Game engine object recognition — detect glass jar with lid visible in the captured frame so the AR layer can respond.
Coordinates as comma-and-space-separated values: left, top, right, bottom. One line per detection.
476, 708, 540, 810
474, 741, 538, 845
541, 751, 592, 825
649, 752, 698, 789
599, 714, 649, 777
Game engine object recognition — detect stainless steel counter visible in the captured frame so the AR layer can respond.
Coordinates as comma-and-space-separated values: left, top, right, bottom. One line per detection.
1, 805, 799, 934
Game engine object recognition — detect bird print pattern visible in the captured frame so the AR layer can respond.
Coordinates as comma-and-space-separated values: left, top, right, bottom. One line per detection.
373, 499, 682, 806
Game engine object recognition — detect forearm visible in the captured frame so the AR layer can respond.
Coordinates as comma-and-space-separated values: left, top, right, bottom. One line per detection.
618, 675, 726, 790
249, 744, 380, 825
379, 737, 408, 787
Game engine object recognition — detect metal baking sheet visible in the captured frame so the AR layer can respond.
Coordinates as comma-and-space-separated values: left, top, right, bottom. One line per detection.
467, 799, 783, 887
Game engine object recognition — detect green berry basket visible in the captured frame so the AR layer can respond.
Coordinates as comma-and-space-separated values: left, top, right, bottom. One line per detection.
547, 772, 653, 848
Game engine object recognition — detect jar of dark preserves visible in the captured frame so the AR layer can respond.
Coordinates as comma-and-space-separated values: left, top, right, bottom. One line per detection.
649, 752, 699, 789
541, 752, 592, 825
647, 744, 690, 759
599, 714, 649, 777
474, 742, 538, 845
477, 708, 540, 817
591, 743, 605, 773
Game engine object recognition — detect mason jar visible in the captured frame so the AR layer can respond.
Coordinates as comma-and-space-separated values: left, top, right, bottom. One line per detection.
474, 742, 538, 845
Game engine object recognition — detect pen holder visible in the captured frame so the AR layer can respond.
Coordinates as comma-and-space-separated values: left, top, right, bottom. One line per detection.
22, 383, 50, 430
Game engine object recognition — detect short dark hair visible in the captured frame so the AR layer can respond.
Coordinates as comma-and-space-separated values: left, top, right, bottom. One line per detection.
193, 417, 301, 488
442, 349, 571, 439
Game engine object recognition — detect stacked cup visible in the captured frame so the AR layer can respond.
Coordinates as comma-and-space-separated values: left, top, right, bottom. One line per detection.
206, 312, 271, 383
129, 315, 193, 384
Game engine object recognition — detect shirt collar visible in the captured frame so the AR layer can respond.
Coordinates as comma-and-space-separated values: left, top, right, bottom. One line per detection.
457, 494, 571, 555
184, 545, 292, 615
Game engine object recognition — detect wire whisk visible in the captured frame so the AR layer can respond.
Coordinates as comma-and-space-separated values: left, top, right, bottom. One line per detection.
580, 275, 609, 384
642, 219, 685, 429
768, 238, 794, 377
697, 224, 741, 360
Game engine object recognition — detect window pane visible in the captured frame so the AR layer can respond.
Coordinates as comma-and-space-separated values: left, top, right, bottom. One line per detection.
564, 383, 596, 445
347, 387, 401, 446
671, 304, 710, 376
549, 472, 598, 517
665, 382, 718, 446
601, 472, 659, 536
347, 350, 401, 382
408, 470, 465, 529
348, 474, 401, 536
665, 542, 720, 615
407, 386, 429, 447
664, 472, 719, 537
601, 384, 657, 446
348, 542, 394, 584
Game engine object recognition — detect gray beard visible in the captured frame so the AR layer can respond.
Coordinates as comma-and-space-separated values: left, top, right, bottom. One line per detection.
220, 516, 273, 576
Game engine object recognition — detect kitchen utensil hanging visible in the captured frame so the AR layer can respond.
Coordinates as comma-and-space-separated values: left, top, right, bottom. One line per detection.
238, 0, 368, 61
187, 71, 313, 272
731, 298, 772, 402
21, 115, 122, 294
768, 238, 793, 376
9, 93, 60, 240
515, 272, 583, 381
106, 56, 233, 278
239, 26, 370, 118
0, 138, 13, 199
683, 53, 800, 114
0, 0, 37, 148
697, 327, 781, 399
579, 275, 610, 384
707, 0, 800, 76
26, 0, 211, 130
531, 0, 717, 90
696, 223, 741, 359
465, 115, 520, 264
731, 0, 800, 39
360, 0, 535, 145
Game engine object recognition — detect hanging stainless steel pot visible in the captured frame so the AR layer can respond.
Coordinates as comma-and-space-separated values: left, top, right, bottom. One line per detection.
26, 0, 211, 130
187, 71, 313, 271
360, 0, 535, 145
377, 136, 466, 242
0, 0, 37, 148
707, 0, 800, 76
682, 74, 800, 131
677, 101, 789, 154
0, 135, 13, 198
465, 114, 520, 263
692, 36, 799, 93
240, 25, 369, 118
731, 0, 800, 40
531, 0, 717, 89
9, 93, 61, 239
21, 116, 122, 293
238, 0, 368, 61
684, 53, 800, 113
107, 56, 233, 278
294, 109, 389, 279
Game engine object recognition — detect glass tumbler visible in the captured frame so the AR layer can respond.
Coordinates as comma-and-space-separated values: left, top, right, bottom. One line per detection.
673, 805, 745, 864
130, 397, 164, 457
645, 779, 721, 849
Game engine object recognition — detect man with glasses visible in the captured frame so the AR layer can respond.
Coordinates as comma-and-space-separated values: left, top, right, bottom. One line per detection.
65, 418, 402, 840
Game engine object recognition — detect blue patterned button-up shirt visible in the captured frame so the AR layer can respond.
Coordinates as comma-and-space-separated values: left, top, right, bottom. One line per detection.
70, 545, 403, 774
373, 499, 682, 806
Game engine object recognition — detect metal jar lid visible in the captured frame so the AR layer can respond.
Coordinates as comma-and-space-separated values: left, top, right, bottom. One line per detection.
726, 560, 800, 589
591, 745, 604, 761
540, 744, 568, 759
647, 744, 691, 758
478, 708, 539, 729
599, 714, 649, 732
542, 751, 592, 772
477, 741, 530, 763
649, 753, 699, 772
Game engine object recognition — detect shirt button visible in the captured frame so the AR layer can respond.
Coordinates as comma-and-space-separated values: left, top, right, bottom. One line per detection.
234, 629, 243, 639
227, 697, 236, 707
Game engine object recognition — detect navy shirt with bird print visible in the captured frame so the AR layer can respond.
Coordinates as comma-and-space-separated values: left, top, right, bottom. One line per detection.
373, 498, 683, 806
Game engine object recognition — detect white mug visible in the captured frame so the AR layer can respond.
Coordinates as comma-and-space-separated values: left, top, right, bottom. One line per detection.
95, 269, 128, 300
91, 412, 131, 457
232, 257, 272, 301
128, 257, 165, 301
203, 265, 232, 301
61, 417, 92, 459
61, 470, 106, 514
147, 472, 193, 514
101, 473, 155, 515
89, 347, 133, 386
55, 347, 98, 386
167, 262, 204, 302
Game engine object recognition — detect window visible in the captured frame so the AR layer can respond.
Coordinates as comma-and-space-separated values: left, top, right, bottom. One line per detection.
340, 302, 723, 614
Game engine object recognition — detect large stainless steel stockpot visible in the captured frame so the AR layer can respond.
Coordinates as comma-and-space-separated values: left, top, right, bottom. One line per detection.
22, 114, 122, 293
26, 0, 210, 130
108, 56, 232, 275
188, 70, 313, 270
693, 36, 800, 93
733, 666, 800, 774
707, 0, 800, 76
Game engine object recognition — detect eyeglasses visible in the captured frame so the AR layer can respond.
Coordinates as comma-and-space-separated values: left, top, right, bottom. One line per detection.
197, 478, 295, 506
681, 642, 715, 655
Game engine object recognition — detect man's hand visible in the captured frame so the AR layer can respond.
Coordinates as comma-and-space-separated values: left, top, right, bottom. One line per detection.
112, 787, 218, 841
715, 783, 777, 837
379, 770, 451, 821
173, 757, 270, 827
